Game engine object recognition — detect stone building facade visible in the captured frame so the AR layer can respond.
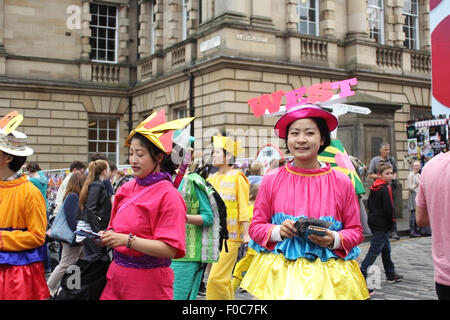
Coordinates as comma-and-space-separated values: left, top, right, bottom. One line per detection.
0, 0, 432, 206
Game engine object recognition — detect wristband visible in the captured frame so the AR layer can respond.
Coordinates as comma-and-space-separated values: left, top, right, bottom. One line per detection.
127, 233, 135, 249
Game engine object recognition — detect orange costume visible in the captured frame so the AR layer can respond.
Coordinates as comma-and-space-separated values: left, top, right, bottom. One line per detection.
0, 173, 49, 299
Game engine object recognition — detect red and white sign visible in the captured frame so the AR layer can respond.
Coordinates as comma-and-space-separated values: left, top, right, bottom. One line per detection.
430, 0, 450, 115
248, 78, 357, 117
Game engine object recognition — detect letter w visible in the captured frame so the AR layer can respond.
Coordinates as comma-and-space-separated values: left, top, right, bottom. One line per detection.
248, 91, 284, 117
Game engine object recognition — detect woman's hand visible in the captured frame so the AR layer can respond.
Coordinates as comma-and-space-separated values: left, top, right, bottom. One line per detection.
100, 230, 128, 248
280, 219, 297, 239
308, 229, 335, 248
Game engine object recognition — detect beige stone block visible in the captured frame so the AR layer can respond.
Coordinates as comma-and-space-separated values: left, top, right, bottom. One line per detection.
78, 146, 88, 154
64, 102, 85, 111
218, 102, 250, 114
220, 79, 249, 91
38, 153, 64, 162
51, 110, 80, 119
24, 109, 51, 118
208, 69, 235, 82
391, 93, 408, 104
379, 83, 403, 94
64, 136, 87, 145
262, 72, 288, 84
236, 91, 260, 103
236, 70, 262, 81
413, 87, 424, 105
249, 81, 275, 93
51, 128, 79, 136
50, 145, 80, 154
63, 154, 84, 162
38, 118, 64, 127
24, 92, 52, 100
52, 93, 79, 102
38, 101, 63, 110
403, 86, 417, 105
11, 99, 37, 109
0, 99, 11, 107
23, 127, 51, 136
38, 136, 64, 145
208, 91, 235, 104
63, 119, 87, 128
78, 96, 94, 112
21, 118, 38, 126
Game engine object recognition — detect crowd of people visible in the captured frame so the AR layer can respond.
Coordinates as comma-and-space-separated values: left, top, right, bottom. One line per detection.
0, 106, 448, 300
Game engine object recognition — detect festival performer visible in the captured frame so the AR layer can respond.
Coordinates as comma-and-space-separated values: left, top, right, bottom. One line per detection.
99, 110, 193, 300
206, 131, 250, 300
240, 104, 369, 300
0, 111, 50, 300
172, 151, 220, 300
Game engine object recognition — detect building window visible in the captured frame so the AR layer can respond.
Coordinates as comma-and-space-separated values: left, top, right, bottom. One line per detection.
182, 0, 189, 40
403, 0, 419, 50
175, 107, 188, 119
88, 118, 119, 163
297, 0, 319, 36
150, 0, 156, 54
90, 3, 118, 63
368, 0, 384, 44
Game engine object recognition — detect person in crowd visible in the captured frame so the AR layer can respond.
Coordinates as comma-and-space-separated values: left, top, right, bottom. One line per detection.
99, 110, 192, 300
91, 153, 114, 197
231, 183, 259, 292
0, 111, 49, 299
46, 172, 86, 296
360, 163, 404, 286
247, 161, 263, 186
172, 151, 219, 300
416, 148, 450, 300
407, 160, 422, 237
76, 159, 111, 256
240, 104, 368, 300
25, 161, 49, 211
206, 131, 250, 300
53, 161, 86, 217
368, 143, 400, 240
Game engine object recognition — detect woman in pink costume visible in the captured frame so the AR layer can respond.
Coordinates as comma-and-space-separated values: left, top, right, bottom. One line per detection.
240, 104, 369, 300
99, 110, 193, 300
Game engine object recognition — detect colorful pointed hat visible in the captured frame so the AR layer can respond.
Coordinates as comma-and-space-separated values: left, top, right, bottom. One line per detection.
213, 134, 245, 158
0, 111, 34, 157
318, 139, 365, 195
126, 109, 194, 154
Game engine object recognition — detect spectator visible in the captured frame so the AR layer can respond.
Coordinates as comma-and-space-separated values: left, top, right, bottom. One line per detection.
53, 161, 86, 217
416, 149, 450, 300
46, 172, 86, 296
360, 163, 403, 287
407, 160, 421, 237
368, 143, 400, 240
90, 153, 114, 197
25, 161, 49, 211
247, 161, 263, 186
0, 112, 49, 299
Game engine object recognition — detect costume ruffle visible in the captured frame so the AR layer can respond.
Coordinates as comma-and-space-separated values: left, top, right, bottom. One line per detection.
240, 252, 369, 300
249, 213, 361, 262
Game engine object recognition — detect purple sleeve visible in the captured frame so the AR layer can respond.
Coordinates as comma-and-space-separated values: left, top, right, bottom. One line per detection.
248, 175, 277, 251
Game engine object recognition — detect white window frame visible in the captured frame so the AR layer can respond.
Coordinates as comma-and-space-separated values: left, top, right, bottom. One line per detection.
297, 0, 319, 36
150, 0, 156, 54
182, 0, 189, 40
368, 0, 384, 44
88, 117, 120, 164
90, 3, 118, 63
402, 0, 419, 50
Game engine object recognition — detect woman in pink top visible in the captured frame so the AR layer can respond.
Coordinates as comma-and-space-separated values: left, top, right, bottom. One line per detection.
99, 111, 193, 300
240, 104, 369, 300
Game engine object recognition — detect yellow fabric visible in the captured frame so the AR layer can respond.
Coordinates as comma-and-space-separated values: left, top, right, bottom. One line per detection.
240, 252, 370, 300
231, 247, 257, 291
206, 240, 241, 300
207, 170, 249, 241
212, 136, 244, 157
0, 176, 47, 251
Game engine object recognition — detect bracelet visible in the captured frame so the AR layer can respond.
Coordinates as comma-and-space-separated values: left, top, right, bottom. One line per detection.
127, 233, 135, 249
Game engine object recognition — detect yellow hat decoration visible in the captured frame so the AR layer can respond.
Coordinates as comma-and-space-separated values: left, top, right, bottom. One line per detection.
126, 109, 194, 154
213, 135, 245, 158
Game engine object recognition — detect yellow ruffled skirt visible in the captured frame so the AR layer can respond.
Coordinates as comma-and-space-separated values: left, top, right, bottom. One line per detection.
240, 252, 369, 300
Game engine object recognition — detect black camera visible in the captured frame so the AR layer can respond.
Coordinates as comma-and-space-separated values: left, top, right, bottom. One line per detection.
294, 217, 331, 237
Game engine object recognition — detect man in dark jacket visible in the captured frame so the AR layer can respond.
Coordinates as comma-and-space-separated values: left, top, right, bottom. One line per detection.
360, 163, 403, 288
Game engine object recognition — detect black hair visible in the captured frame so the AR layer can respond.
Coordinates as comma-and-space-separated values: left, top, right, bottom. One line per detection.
25, 161, 41, 173
9, 155, 27, 172
70, 160, 86, 172
109, 162, 117, 172
210, 128, 235, 166
91, 153, 108, 161
285, 117, 331, 154
130, 132, 177, 175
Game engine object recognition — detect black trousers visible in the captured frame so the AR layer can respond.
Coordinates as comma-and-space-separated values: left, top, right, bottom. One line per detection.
436, 282, 450, 300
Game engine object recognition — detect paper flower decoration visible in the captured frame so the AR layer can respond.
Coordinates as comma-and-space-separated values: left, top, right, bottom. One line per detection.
126, 109, 194, 154
213, 135, 245, 157
318, 139, 366, 195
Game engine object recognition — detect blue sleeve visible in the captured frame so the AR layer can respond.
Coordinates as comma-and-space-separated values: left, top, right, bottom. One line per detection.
195, 185, 213, 227
63, 193, 80, 231
104, 179, 114, 196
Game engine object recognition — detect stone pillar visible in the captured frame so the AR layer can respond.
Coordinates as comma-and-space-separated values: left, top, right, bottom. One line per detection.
388, 0, 405, 47
80, 0, 91, 60
167, 0, 179, 45
138, 0, 149, 58
154, 0, 164, 51
320, 0, 336, 38
346, 0, 369, 40
118, 3, 130, 63
420, 0, 430, 51
250, 0, 274, 28
286, 0, 299, 32
187, 0, 199, 36
214, 0, 249, 25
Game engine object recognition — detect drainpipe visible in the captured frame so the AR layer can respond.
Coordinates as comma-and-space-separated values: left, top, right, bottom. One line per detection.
184, 69, 195, 137
127, 96, 133, 134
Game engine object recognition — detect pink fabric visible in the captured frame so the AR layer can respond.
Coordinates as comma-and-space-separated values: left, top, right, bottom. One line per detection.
101, 179, 186, 299
416, 152, 450, 286
249, 161, 363, 258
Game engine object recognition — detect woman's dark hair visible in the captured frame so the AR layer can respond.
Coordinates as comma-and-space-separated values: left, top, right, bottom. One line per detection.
25, 161, 41, 173
210, 128, 235, 166
130, 132, 176, 175
9, 155, 27, 172
285, 117, 331, 154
